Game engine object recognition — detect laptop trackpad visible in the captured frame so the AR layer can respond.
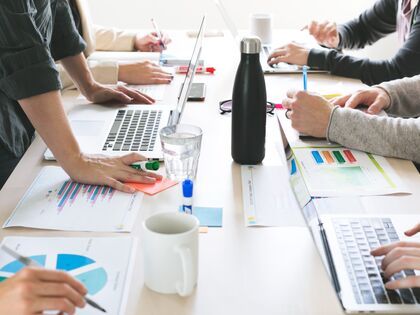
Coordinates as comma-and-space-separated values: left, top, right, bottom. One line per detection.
70, 120, 106, 137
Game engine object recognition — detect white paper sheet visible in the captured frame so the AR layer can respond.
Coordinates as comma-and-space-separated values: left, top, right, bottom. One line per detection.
0, 237, 136, 315
292, 146, 410, 197
3, 166, 143, 232
240, 165, 306, 227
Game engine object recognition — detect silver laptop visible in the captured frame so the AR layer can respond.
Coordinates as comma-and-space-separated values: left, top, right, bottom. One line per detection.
278, 117, 420, 313
44, 16, 206, 161
213, 0, 327, 74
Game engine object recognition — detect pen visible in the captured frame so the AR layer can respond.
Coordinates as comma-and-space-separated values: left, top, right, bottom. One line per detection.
0, 244, 107, 313
182, 179, 193, 214
151, 18, 166, 50
176, 66, 216, 75
302, 65, 308, 91
131, 161, 160, 171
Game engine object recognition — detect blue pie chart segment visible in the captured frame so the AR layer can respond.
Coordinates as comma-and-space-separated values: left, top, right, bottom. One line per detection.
56, 254, 95, 271
0, 255, 46, 273
75, 267, 108, 295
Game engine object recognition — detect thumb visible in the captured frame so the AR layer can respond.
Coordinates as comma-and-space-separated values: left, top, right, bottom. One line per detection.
120, 153, 147, 165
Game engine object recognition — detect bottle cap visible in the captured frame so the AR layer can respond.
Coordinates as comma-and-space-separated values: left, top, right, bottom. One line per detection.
240, 37, 261, 54
145, 161, 160, 171
182, 179, 193, 198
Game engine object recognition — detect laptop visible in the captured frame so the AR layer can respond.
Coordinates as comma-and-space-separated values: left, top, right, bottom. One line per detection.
278, 117, 420, 313
44, 16, 206, 161
213, 0, 327, 74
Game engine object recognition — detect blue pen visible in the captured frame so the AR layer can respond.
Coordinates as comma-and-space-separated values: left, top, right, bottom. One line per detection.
302, 65, 308, 91
182, 180, 193, 214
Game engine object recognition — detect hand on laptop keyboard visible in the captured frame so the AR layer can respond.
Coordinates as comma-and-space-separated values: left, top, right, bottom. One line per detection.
267, 42, 309, 67
65, 152, 162, 194
372, 223, 420, 290
83, 83, 155, 105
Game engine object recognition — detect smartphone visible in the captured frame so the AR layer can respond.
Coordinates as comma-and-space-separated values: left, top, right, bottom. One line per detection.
188, 83, 206, 101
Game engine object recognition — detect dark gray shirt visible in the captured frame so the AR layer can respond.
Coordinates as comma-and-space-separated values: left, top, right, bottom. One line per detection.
0, 0, 86, 158
308, 0, 420, 85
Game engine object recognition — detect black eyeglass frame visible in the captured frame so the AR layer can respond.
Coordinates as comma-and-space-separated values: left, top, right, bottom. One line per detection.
219, 100, 275, 115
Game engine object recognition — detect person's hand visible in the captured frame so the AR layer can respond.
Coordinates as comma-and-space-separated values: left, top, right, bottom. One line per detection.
331, 87, 391, 115
268, 42, 310, 66
282, 90, 333, 137
0, 267, 87, 315
371, 223, 420, 289
83, 82, 155, 105
302, 20, 340, 48
134, 32, 171, 52
119, 61, 173, 85
64, 152, 163, 193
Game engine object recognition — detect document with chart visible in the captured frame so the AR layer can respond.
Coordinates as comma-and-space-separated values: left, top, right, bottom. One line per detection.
0, 237, 136, 315
292, 146, 410, 197
3, 166, 143, 232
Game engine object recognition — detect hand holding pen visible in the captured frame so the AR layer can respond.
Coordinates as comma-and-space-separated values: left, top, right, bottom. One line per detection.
0, 244, 107, 313
133, 19, 171, 52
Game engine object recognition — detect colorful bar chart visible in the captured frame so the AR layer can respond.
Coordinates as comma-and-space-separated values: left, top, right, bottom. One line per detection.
311, 149, 358, 165
57, 181, 115, 210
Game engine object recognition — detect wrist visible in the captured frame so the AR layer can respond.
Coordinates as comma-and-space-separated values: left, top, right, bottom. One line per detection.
118, 63, 128, 82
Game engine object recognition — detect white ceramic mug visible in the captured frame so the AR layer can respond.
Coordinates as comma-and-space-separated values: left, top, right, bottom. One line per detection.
142, 212, 199, 296
250, 13, 273, 45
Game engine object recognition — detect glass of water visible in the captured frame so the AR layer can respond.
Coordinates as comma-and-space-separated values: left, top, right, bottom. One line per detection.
160, 124, 203, 181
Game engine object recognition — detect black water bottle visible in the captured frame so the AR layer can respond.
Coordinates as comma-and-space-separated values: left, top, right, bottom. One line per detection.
231, 37, 267, 164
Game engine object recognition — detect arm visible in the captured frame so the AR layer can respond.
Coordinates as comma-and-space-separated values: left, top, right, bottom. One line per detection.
378, 75, 420, 117
307, 2, 420, 85
93, 25, 137, 51
337, 0, 397, 50
327, 107, 420, 163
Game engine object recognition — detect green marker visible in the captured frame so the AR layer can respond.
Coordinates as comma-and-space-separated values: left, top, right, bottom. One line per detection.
131, 161, 160, 171
332, 151, 345, 164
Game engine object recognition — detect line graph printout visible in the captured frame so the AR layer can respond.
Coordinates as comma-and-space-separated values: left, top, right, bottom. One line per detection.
0, 237, 136, 315
4, 166, 143, 232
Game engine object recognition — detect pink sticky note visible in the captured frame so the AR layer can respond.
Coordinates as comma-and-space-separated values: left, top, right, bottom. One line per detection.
126, 178, 178, 196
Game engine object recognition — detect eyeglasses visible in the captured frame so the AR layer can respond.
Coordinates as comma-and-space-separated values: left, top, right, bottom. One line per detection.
219, 100, 276, 115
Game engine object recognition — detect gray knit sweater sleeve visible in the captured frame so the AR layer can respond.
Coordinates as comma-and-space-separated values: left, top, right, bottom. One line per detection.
327, 76, 420, 164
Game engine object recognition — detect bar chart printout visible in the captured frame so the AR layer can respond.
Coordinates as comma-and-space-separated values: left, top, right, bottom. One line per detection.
292, 147, 409, 197
3, 166, 143, 232
0, 237, 136, 315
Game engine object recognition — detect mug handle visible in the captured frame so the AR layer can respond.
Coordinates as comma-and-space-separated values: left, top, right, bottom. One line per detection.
175, 245, 194, 296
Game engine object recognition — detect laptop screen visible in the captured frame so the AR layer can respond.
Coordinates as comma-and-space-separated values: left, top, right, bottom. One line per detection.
169, 16, 206, 125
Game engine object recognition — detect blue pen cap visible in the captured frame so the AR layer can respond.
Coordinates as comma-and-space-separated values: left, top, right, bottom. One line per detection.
182, 179, 193, 198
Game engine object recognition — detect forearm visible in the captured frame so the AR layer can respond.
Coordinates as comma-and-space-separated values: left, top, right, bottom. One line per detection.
93, 25, 136, 51
337, 0, 396, 50
60, 53, 96, 96
377, 75, 420, 117
18, 91, 82, 170
327, 107, 420, 164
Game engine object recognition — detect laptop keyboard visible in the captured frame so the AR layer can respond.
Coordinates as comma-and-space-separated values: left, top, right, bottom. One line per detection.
333, 218, 420, 305
102, 109, 162, 152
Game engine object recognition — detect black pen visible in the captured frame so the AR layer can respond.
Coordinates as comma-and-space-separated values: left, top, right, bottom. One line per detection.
1, 244, 107, 313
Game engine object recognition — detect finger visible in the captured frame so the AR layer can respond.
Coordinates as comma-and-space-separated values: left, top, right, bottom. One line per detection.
37, 283, 86, 308
385, 275, 420, 289
32, 297, 77, 315
406, 223, 420, 236
286, 89, 299, 98
104, 177, 136, 193
117, 85, 154, 104
119, 171, 157, 184
371, 241, 420, 256
366, 99, 386, 115
33, 269, 87, 296
381, 247, 420, 270
120, 152, 148, 165
137, 169, 163, 180
150, 77, 173, 84
151, 71, 174, 79
344, 92, 365, 109
308, 21, 318, 35
331, 94, 351, 106
268, 55, 289, 65
383, 255, 420, 279
106, 89, 133, 103
282, 98, 293, 109
268, 48, 287, 60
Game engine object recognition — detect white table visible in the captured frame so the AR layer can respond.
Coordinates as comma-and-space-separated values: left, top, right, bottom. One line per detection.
0, 32, 419, 315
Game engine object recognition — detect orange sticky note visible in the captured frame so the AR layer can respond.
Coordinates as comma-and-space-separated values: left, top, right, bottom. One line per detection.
127, 178, 178, 196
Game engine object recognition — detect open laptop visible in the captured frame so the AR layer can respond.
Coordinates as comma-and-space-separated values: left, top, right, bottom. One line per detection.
213, 0, 327, 74
278, 117, 420, 313
44, 16, 206, 161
